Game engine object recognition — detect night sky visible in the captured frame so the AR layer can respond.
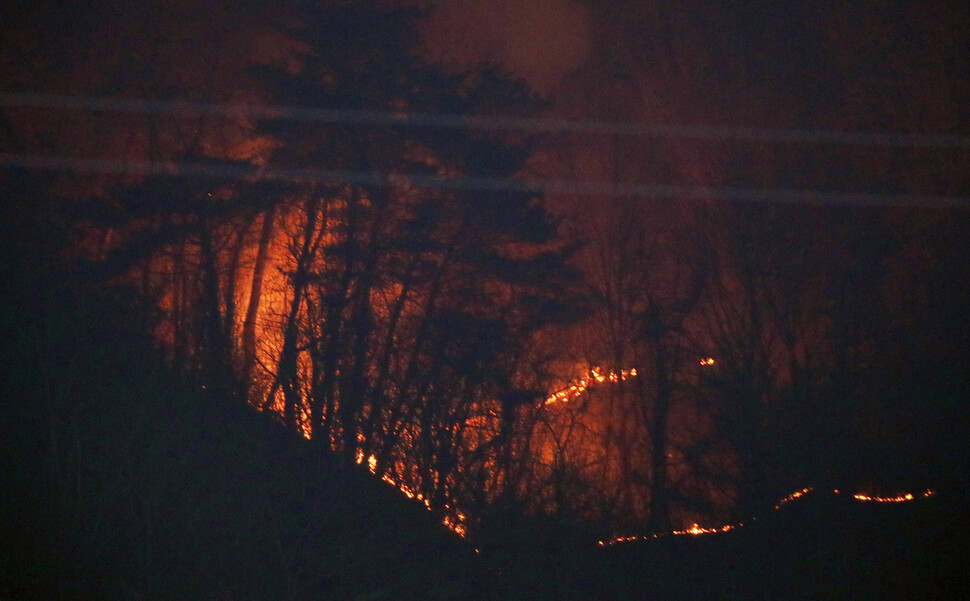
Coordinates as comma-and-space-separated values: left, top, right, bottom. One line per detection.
4, 0, 967, 194
418, 1, 969, 205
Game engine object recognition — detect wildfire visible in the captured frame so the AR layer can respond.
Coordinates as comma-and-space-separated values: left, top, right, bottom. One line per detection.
676, 523, 740, 536
544, 366, 638, 405
774, 487, 813, 509
852, 490, 933, 503
598, 523, 742, 546
543, 360, 714, 406
356, 452, 465, 536
443, 514, 467, 537
341, 402, 934, 546
599, 487, 936, 546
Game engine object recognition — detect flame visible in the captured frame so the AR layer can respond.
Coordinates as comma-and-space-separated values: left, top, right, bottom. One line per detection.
676, 523, 739, 536
774, 487, 813, 509
598, 487, 935, 546
699, 357, 716, 366
598, 523, 742, 546
355, 452, 465, 536
544, 366, 638, 405
851, 490, 933, 503
443, 514, 467, 537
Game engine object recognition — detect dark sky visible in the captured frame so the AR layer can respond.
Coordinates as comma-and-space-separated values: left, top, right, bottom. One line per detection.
419, 0, 969, 128
5, 0, 968, 130
2, 0, 967, 203
414, 0, 970, 208
419, 0, 592, 94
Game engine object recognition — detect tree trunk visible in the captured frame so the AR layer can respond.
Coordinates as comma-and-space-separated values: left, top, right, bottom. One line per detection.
241, 205, 276, 386
268, 197, 318, 431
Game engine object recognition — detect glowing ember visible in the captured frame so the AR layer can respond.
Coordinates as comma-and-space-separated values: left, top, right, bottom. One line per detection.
544, 366, 638, 405
442, 515, 467, 537
851, 490, 933, 503
599, 487, 936, 547
353, 452, 465, 536
598, 522, 742, 546
675, 523, 738, 536
774, 487, 813, 509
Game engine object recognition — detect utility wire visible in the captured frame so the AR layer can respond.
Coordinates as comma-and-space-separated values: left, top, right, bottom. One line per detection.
3, 92, 970, 149
2, 154, 966, 209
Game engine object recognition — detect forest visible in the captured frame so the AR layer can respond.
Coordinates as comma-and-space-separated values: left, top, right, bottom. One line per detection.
2, 1, 969, 599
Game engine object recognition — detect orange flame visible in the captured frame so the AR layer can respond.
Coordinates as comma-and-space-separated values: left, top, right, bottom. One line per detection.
851, 490, 933, 503
544, 366, 638, 405
356, 452, 465, 536
774, 487, 813, 510
599, 487, 935, 546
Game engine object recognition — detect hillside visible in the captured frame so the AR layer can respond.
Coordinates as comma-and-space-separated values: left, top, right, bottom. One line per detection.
588, 489, 970, 601
2, 189, 968, 601
0, 273, 486, 601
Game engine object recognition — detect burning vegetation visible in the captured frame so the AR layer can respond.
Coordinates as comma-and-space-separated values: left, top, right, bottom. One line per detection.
599, 487, 937, 546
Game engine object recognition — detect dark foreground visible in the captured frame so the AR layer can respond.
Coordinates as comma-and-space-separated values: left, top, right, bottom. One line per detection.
1, 258, 967, 601
578, 492, 969, 601
3, 334, 967, 600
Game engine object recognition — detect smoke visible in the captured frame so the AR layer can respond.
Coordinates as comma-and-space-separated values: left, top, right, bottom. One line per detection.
420, 0, 591, 94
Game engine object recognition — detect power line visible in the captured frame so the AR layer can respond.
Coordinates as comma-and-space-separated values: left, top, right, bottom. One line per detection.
2, 153, 965, 209
3, 92, 970, 150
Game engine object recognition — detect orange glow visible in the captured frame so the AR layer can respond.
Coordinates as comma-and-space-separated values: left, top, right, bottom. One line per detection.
353, 452, 466, 535
599, 487, 936, 546
442, 514, 467, 537
774, 487, 813, 509
673, 522, 739, 536
599, 522, 742, 546
544, 366, 638, 405
851, 490, 933, 503
140, 197, 935, 546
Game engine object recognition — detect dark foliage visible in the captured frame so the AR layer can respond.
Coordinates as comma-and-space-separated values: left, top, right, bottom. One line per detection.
0, 175, 486, 600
